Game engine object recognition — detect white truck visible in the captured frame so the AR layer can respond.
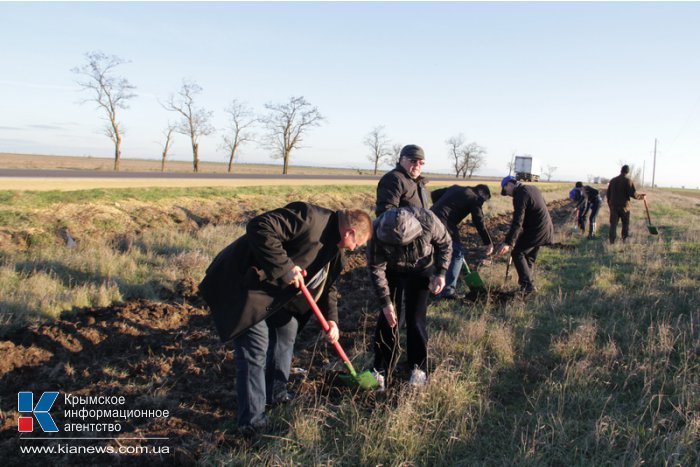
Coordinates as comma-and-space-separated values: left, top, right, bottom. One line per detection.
514, 156, 540, 182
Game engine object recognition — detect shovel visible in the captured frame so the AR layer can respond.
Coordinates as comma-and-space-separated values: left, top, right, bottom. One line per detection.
642, 198, 659, 235
299, 283, 378, 390
504, 256, 513, 284
462, 258, 486, 293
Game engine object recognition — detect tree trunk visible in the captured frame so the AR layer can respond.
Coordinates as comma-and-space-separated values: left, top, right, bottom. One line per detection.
373, 159, 378, 175
227, 149, 234, 173
114, 135, 121, 171
283, 151, 289, 175
161, 151, 166, 172
192, 141, 199, 173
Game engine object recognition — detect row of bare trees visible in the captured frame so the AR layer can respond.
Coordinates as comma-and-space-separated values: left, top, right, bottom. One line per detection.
363, 128, 490, 179
363, 126, 403, 175
73, 51, 323, 174
445, 134, 486, 178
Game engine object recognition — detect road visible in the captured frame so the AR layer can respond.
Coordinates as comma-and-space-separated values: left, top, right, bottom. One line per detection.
0, 168, 481, 191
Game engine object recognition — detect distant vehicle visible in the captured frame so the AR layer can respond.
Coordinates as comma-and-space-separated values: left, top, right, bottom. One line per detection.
514, 156, 540, 182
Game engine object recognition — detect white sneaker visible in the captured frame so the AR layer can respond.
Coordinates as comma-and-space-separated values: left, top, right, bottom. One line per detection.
409, 367, 427, 387
372, 369, 386, 392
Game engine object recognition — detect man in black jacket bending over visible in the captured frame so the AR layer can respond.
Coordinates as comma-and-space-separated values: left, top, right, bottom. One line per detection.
430, 184, 494, 299
494, 176, 554, 297
199, 202, 372, 432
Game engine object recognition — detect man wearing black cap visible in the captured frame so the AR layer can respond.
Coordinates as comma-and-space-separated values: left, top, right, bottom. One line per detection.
430, 184, 494, 298
494, 176, 554, 297
606, 165, 646, 244
375, 144, 430, 216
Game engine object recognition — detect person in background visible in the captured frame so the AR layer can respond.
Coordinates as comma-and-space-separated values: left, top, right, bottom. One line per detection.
198, 202, 372, 433
367, 207, 451, 389
430, 184, 494, 299
494, 176, 554, 297
571, 181, 603, 239
375, 144, 430, 216
606, 165, 646, 244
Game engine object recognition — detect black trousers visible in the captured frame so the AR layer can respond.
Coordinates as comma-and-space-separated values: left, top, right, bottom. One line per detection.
373, 271, 430, 377
609, 207, 631, 244
511, 245, 541, 291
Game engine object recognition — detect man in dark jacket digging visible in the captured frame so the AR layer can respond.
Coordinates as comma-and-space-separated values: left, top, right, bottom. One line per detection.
198, 202, 372, 432
367, 207, 451, 389
606, 165, 646, 244
570, 181, 603, 239
494, 176, 554, 297
430, 184, 494, 299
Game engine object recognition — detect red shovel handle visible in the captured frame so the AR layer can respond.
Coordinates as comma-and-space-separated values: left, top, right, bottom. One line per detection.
299, 283, 356, 374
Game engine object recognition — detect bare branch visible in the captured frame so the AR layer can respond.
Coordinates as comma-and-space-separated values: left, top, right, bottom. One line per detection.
163, 79, 214, 172
364, 126, 392, 175
259, 96, 325, 174
221, 99, 257, 173
72, 51, 136, 171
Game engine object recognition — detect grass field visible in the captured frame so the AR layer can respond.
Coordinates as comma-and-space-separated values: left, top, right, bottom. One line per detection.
0, 180, 698, 465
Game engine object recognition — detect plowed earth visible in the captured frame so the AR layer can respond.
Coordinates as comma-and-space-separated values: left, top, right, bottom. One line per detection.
0, 199, 573, 464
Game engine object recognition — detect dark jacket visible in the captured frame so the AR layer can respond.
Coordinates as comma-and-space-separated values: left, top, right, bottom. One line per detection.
198, 202, 344, 342
375, 164, 429, 216
504, 184, 554, 249
607, 174, 642, 212
574, 186, 602, 210
430, 185, 492, 246
367, 207, 452, 307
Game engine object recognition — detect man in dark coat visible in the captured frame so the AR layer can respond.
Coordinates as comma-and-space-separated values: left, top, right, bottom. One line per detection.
606, 165, 646, 244
495, 176, 554, 296
198, 202, 372, 431
430, 184, 494, 298
570, 181, 603, 239
367, 207, 452, 389
375, 144, 430, 216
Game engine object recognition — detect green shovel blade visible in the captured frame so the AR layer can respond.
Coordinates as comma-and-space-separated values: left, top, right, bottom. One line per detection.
337, 371, 379, 389
647, 225, 659, 235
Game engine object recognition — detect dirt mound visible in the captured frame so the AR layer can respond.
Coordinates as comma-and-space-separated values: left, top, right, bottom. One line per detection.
0, 197, 575, 463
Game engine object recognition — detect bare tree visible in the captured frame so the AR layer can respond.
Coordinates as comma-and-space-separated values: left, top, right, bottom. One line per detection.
542, 164, 558, 182
160, 123, 176, 172
460, 142, 487, 178
163, 79, 214, 172
72, 51, 136, 171
390, 143, 403, 166
446, 134, 466, 178
364, 126, 392, 175
506, 153, 516, 175
221, 100, 256, 173
260, 96, 324, 175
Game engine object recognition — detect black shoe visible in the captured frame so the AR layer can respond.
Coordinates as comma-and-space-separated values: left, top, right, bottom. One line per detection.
440, 291, 466, 300
239, 416, 271, 436
268, 391, 295, 405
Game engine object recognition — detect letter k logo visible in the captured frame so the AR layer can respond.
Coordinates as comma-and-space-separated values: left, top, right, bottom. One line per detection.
18, 392, 59, 432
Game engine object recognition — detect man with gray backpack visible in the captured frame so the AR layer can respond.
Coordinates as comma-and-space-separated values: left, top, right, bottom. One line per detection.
367, 207, 452, 389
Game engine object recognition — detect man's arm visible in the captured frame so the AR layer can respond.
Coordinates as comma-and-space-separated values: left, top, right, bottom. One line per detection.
376, 173, 403, 216
470, 205, 493, 246
504, 191, 526, 246
246, 205, 310, 282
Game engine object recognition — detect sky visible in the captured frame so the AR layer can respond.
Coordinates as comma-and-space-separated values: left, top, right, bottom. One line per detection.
1, 1, 699, 188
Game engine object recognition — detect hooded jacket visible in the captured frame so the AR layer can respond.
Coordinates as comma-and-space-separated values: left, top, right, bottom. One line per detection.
367, 207, 452, 307
375, 164, 429, 216
430, 185, 492, 246
504, 184, 554, 249
198, 202, 344, 341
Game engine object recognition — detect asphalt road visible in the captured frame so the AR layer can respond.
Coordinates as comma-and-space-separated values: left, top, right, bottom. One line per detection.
0, 168, 471, 183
